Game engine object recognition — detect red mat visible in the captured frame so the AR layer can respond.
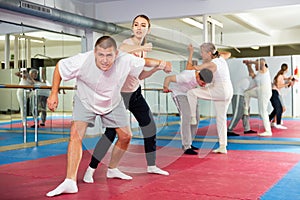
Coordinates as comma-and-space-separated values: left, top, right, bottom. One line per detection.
168, 118, 300, 138
226, 118, 300, 138
1, 145, 300, 200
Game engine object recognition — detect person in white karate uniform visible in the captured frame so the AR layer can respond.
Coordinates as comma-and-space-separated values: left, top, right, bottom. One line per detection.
15, 68, 35, 124
243, 58, 272, 137
186, 43, 233, 154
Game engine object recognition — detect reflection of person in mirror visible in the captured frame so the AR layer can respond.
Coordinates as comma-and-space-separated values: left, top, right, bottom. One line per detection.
243, 58, 272, 137
227, 76, 257, 136
28, 69, 51, 128
84, 15, 170, 185
15, 68, 34, 124
46, 36, 172, 197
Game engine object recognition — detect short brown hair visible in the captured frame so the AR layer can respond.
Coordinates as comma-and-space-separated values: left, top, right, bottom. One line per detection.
94, 36, 117, 50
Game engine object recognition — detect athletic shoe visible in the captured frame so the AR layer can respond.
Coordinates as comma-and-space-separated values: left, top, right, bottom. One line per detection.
191, 145, 199, 150
274, 124, 287, 129
227, 131, 240, 136
147, 166, 169, 176
40, 123, 45, 126
258, 131, 272, 137
244, 130, 257, 134
184, 148, 198, 155
271, 122, 276, 127
212, 146, 227, 154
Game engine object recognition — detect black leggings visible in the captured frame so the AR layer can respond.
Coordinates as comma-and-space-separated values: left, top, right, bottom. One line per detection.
269, 89, 283, 124
89, 86, 157, 169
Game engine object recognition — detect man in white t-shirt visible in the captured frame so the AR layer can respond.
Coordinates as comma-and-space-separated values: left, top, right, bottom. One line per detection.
46, 36, 172, 197
163, 69, 213, 155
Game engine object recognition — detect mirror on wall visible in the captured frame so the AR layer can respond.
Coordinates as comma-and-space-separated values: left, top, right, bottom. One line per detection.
0, 21, 81, 149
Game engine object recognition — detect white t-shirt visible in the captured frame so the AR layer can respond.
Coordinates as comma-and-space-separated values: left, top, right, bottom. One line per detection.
212, 57, 231, 83
255, 70, 272, 90
58, 50, 145, 115
121, 38, 147, 92
170, 70, 198, 97
235, 77, 256, 95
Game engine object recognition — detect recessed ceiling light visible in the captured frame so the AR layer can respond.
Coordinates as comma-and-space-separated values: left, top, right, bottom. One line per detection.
251, 45, 260, 50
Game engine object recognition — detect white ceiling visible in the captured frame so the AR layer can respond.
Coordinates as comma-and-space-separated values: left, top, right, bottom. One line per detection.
118, 4, 300, 47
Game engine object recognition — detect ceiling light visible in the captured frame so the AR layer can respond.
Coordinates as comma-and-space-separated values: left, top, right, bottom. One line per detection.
251, 45, 260, 50
181, 18, 203, 29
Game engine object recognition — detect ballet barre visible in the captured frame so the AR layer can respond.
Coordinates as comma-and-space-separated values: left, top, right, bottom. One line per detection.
0, 84, 75, 144
143, 88, 170, 125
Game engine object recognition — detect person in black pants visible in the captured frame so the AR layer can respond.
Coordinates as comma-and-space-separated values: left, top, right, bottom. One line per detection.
269, 89, 284, 128
83, 15, 169, 183
269, 63, 294, 129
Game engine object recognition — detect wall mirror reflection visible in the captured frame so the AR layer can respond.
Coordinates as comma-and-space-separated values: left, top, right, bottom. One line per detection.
0, 21, 81, 150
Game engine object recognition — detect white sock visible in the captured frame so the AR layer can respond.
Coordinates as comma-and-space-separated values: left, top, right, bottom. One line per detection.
83, 166, 96, 183
147, 165, 169, 176
106, 168, 132, 180
46, 178, 78, 197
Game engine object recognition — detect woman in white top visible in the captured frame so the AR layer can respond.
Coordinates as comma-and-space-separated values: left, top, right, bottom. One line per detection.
186, 43, 233, 154
243, 58, 272, 136
15, 68, 34, 124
